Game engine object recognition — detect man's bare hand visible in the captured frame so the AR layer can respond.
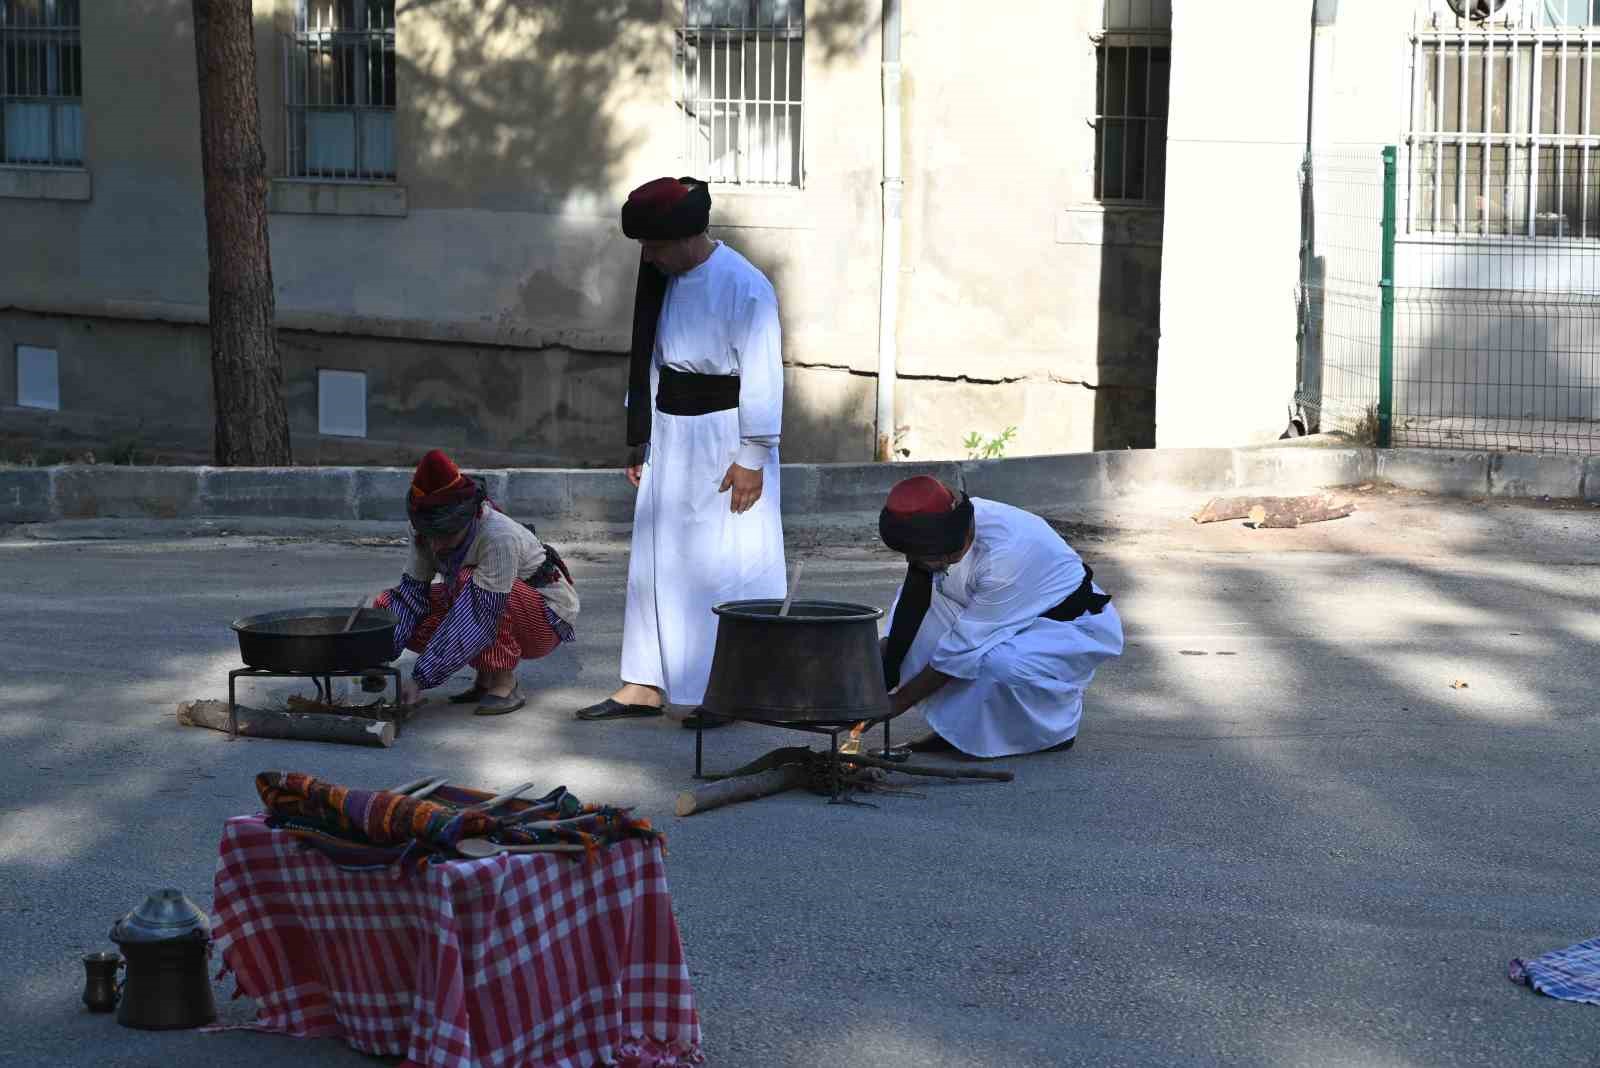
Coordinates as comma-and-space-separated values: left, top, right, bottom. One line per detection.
718, 463, 763, 514
626, 464, 644, 488
399, 679, 422, 707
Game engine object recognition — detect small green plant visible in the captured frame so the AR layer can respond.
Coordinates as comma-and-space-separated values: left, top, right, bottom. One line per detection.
964, 426, 1018, 461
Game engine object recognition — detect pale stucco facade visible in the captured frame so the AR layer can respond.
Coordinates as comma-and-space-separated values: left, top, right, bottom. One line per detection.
0, 0, 1173, 467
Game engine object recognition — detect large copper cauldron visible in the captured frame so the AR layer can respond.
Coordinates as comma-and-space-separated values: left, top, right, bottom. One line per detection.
702, 599, 892, 725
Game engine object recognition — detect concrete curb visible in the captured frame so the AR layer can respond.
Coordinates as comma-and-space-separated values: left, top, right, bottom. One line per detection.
1, 444, 1590, 524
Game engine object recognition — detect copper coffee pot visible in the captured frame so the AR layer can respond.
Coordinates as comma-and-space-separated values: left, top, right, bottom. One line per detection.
108, 889, 217, 1030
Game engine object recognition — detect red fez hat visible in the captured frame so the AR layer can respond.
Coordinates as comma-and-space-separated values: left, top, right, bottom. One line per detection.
884, 475, 957, 516
410, 449, 467, 502
628, 177, 691, 213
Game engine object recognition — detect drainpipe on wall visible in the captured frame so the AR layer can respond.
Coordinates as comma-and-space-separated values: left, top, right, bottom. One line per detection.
875, 0, 904, 462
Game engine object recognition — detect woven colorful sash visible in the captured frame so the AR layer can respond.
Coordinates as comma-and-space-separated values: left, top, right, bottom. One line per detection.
256, 771, 658, 872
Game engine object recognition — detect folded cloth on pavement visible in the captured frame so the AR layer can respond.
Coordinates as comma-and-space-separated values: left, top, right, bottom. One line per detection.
1510, 935, 1600, 1004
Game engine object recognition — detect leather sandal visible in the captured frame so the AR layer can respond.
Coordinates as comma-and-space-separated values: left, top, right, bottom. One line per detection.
574, 698, 664, 721
448, 684, 485, 705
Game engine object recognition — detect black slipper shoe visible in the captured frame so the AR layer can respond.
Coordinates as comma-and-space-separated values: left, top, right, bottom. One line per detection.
1041, 736, 1076, 754
575, 698, 664, 721
474, 689, 526, 716
448, 685, 485, 705
680, 708, 731, 730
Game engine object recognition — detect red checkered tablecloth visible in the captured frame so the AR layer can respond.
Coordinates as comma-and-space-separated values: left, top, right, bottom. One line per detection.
211, 815, 703, 1067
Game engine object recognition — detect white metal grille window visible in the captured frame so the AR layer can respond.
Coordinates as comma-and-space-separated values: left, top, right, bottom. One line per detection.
284, 0, 395, 180
0, 0, 82, 167
676, 1, 804, 187
1095, 0, 1171, 204
1410, 5, 1600, 237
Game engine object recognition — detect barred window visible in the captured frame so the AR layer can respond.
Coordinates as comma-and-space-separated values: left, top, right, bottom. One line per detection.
0, 0, 82, 168
677, 1, 804, 187
284, 0, 395, 181
1410, 9, 1600, 237
1095, 0, 1170, 204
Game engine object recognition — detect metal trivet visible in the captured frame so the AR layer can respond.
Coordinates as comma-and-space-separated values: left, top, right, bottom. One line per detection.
227, 665, 402, 739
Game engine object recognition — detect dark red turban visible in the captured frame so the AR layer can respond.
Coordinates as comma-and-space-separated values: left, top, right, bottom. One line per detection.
407, 449, 483, 536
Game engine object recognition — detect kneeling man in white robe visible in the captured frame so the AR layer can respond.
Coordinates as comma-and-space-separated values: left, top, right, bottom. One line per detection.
878, 476, 1123, 758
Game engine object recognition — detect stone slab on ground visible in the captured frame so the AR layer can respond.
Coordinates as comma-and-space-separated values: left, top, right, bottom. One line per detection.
4, 489, 1600, 1067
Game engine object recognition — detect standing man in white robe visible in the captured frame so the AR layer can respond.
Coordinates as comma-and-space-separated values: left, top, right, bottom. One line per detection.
877, 476, 1123, 758
576, 177, 787, 729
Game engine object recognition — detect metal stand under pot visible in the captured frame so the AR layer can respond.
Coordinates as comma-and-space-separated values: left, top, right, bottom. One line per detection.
697, 599, 900, 798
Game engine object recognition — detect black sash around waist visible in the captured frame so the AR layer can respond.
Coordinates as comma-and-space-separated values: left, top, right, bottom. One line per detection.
656, 365, 740, 416
1043, 566, 1112, 622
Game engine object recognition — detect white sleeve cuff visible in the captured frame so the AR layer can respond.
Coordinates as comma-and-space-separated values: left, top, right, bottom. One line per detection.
734, 440, 775, 471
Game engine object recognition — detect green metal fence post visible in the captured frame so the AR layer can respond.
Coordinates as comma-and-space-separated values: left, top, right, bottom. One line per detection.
1378, 145, 1397, 449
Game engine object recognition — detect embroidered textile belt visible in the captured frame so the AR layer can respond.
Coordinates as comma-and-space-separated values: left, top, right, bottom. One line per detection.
1041, 566, 1112, 622
656, 365, 740, 415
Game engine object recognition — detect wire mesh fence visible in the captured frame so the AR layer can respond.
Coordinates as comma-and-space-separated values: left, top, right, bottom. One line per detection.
1299, 145, 1600, 453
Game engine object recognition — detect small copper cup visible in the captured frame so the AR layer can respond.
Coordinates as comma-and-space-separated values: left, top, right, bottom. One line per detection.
82, 952, 123, 1013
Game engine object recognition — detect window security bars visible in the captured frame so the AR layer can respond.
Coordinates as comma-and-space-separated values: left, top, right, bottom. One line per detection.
0, 0, 82, 167
1096, 1, 1170, 204
1408, 21, 1600, 237
285, 0, 395, 181
1104, 0, 1171, 32
677, 1, 804, 187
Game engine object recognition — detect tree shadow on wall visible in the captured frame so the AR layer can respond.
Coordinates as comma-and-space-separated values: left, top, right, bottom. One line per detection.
394, 0, 878, 206
394, 0, 659, 208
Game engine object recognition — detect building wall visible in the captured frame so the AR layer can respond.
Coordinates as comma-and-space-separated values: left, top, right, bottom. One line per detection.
1, 0, 1161, 465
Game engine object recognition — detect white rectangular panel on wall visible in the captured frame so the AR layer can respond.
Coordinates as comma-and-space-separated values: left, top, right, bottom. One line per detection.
16, 345, 60, 410
318, 369, 368, 437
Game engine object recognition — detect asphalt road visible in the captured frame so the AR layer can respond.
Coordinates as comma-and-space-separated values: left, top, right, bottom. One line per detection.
3, 488, 1600, 1067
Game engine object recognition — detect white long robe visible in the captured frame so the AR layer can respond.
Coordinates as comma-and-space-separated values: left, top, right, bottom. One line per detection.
620, 243, 787, 706
889, 498, 1124, 757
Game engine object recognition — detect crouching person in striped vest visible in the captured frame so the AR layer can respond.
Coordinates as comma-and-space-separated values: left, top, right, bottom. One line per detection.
374, 449, 579, 716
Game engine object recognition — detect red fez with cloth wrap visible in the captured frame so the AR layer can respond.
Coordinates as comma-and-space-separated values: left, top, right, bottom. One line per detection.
621, 177, 711, 241
620, 176, 714, 450
879, 477, 974, 559
878, 475, 977, 689
407, 449, 484, 535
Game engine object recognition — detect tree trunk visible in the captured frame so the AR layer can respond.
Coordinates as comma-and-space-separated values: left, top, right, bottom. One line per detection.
192, 0, 292, 466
